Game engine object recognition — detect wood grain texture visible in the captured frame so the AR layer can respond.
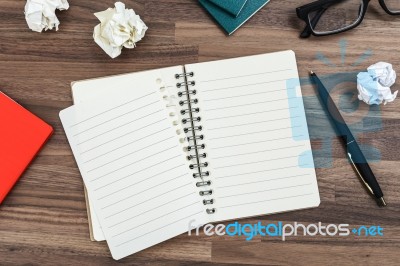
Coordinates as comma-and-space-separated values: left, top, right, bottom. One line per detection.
1, 0, 400, 265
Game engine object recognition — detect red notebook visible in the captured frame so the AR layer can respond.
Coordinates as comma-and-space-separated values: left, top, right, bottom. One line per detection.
0, 92, 53, 204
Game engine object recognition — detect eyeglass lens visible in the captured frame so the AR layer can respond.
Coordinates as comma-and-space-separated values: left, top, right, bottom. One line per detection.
383, 0, 400, 13
307, 0, 364, 34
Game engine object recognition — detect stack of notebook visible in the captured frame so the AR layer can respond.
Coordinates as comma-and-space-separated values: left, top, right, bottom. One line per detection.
60, 51, 320, 260
199, 0, 270, 35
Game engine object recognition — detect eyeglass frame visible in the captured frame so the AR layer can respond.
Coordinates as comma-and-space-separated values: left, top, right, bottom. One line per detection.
296, 0, 400, 38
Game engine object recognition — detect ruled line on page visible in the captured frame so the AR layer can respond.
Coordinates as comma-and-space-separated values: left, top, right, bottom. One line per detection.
94, 154, 182, 191
207, 117, 300, 131
73, 100, 159, 136
212, 135, 303, 150
215, 164, 309, 179
112, 201, 199, 238
91, 146, 178, 182
113, 209, 203, 243
83, 129, 171, 164
218, 193, 314, 209
77, 109, 163, 145
206, 106, 299, 121
108, 192, 197, 228
218, 183, 313, 199
215, 173, 311, 189
208, 126, 300, 140
200, 69, 293, 84
97, 164, 186, 200
202, 86, 291, 99
211, 145, 306, 160
213, 155, 303, 170
70, 91, 155, 127
105, 182, 193, 217
101, 173, 188, 210
87, 136, 175, 172
204, 97, 297, 112
80, 119, 166, 154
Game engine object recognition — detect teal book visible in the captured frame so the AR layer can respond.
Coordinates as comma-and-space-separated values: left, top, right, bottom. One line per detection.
199, 0, 270, 35
208, 0, 248, 17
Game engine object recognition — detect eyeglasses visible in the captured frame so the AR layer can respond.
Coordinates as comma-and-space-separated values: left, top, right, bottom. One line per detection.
296, 0, 400, 38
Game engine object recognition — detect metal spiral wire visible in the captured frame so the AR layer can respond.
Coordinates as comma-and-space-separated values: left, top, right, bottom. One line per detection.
176, 70, 215, 214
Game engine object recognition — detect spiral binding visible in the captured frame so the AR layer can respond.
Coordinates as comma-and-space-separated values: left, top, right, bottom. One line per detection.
176, 68, 215, 214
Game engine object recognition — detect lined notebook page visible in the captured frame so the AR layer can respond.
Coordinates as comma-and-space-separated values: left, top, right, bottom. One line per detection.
60, 68, 207, 260
71, 67, 187, 242
185, 51, 320, 222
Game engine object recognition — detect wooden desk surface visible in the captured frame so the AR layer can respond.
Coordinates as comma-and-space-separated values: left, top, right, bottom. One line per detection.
1, 0, 400, 265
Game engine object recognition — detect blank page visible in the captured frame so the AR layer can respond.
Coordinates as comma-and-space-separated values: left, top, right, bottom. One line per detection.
185, 51, 320, 222
60, 67, 207, 260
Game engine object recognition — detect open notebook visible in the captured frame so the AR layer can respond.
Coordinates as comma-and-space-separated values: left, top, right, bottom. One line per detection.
60, 51, 320, 260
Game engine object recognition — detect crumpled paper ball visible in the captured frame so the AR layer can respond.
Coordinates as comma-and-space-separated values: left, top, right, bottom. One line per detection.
93, 2, 148, 58
24, 0, 69, 32
367, 62, 397, 87
357, 62, 398, 105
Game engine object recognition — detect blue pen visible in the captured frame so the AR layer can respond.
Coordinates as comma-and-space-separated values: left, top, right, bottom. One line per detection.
310, 70, 386, 207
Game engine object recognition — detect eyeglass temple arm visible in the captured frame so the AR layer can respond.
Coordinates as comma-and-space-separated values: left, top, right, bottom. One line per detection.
300, 7, 328, 38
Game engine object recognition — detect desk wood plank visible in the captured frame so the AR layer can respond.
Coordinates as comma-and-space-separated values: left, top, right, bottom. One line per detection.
0, 0, 399, 265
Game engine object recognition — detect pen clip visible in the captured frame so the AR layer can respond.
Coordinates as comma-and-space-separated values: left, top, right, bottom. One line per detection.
347, 153, 374, 195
